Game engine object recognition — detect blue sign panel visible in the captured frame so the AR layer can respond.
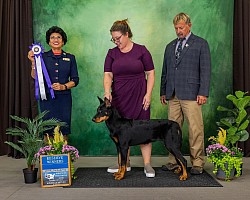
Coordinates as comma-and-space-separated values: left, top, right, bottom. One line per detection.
40, 154, 71, 187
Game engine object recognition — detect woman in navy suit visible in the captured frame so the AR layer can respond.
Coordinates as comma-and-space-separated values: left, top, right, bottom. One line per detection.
160, 13, 211, 175
28, 26, 79, 141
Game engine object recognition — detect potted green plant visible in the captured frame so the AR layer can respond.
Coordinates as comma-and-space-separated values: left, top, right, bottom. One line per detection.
216, 90, 250, 147
206, 90, 250, 181
206, 128, 243, 181
5, 110, 66, 183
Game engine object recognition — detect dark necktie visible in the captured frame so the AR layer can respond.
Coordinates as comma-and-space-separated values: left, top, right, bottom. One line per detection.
175, 38, 185, 60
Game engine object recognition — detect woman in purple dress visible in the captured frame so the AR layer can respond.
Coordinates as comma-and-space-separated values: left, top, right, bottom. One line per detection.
103, 19, 155, 178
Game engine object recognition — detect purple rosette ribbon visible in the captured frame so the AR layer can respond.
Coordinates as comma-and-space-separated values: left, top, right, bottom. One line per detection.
30, 43, 55, 100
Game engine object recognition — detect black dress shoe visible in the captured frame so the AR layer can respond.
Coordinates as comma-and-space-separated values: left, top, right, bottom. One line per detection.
161, 163, 179, 171
190, 166, 203, 175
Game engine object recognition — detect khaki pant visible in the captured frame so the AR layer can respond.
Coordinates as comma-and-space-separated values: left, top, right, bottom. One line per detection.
167, 96, 205, 168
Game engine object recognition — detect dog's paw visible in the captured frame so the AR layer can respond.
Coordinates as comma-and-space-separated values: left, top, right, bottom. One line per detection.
114, 173, 125, 180
174, 166, 181, 174
179, 175, 188, 181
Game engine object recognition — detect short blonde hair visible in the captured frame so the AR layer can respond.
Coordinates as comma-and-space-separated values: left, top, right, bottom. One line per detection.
173, 13, 191, 25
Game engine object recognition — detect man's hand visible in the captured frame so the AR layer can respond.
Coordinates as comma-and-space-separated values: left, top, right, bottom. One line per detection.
160, 95, 167, 105
197, 95, 207, 105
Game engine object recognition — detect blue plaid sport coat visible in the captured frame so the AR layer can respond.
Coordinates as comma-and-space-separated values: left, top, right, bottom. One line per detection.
160, 33, 211, 100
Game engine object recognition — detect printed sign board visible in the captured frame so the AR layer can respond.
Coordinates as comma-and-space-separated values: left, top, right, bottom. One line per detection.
40, 154, 71, 188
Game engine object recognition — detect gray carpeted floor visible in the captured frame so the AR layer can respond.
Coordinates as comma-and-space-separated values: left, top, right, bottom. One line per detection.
66, 167, 222, 188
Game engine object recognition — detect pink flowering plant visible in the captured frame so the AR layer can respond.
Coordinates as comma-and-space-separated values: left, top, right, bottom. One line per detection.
34, 126, 79, 178
35, 126, 79, 162
35, 143, 79, 163
206, 128, 243, 181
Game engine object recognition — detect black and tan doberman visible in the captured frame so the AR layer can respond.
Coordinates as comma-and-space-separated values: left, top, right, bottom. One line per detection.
92, 97, 187, 181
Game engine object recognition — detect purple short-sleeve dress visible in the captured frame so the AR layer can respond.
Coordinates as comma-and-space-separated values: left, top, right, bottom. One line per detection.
104, 43, 154, 120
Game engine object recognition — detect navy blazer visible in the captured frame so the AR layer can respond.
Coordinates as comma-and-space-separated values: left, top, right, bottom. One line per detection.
42, 50, 79, 95
160, 33, 211, 100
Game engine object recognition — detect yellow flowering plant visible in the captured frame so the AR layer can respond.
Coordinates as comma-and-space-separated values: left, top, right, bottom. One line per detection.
35, 126, 79, 178
206, 128, 243, 181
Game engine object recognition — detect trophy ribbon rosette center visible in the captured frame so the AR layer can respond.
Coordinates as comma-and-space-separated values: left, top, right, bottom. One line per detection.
30, 43, 55, 100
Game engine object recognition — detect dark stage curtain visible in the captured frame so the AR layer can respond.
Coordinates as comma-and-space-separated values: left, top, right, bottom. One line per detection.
233, 0, 250, 156
0, 0, 37, 156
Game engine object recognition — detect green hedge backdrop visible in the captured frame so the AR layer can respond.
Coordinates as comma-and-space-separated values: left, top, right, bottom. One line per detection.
32, 0, 234, 156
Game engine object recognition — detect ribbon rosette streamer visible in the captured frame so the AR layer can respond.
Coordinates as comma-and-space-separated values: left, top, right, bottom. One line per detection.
30, 43, 55, 100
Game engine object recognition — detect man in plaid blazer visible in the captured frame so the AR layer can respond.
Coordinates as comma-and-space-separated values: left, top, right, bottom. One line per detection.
160, 12, 211, 175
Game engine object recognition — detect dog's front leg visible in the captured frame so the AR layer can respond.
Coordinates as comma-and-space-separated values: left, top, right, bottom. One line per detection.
114, 147, 128, 180
113, 144, 122, 176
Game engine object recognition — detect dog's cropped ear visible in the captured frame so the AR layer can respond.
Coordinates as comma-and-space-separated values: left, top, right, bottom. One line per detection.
104, 97, 111, 107
97, 96, 104, 104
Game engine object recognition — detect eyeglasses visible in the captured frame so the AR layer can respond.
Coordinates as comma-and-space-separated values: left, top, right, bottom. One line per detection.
50, 36, 62, 40
110, 34, 123, 43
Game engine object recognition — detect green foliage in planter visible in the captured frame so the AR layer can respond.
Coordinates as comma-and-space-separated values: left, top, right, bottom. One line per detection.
206, 130, 243, 181
217, 90, 250, 147
210, 154, 243, 181
5, 111, 66, 171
